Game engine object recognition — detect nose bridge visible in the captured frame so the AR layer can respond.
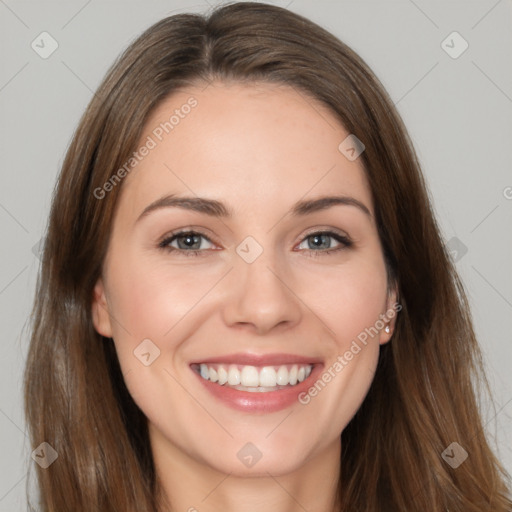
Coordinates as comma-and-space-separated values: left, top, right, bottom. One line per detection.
221, 235, 302, 333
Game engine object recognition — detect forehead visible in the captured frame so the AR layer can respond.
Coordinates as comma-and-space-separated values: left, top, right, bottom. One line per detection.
116, 81, 373, 220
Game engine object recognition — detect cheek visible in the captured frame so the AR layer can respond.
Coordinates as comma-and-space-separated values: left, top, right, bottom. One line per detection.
108, 253, 219, 340
294, 262, 386, 436
298, 254, 388, 343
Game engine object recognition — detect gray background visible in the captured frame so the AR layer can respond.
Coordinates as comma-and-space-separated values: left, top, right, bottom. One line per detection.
1, 0, 511, 509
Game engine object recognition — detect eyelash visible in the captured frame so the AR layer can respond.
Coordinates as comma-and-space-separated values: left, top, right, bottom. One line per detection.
158, 229, 353, 258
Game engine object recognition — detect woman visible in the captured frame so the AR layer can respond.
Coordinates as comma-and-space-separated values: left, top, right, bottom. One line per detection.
24, 2, 512, 511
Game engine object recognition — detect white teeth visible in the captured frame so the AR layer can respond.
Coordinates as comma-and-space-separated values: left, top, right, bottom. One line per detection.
259, 366, 277, 387
240, 366, 259, 387
227, 364, 241, 385
289, 365, 298, 385
195, 362, 314, 388
276, 366, 289, 385
217, 366, 228, 385
209, 367, 218, 383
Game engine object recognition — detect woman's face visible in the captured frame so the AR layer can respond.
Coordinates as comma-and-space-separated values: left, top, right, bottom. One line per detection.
92, 81, 397, 477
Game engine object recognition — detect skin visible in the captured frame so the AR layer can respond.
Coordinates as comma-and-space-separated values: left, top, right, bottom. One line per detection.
92, 81, 398, 512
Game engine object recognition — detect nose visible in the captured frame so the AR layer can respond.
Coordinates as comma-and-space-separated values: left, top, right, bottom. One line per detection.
221, 247, 302, 335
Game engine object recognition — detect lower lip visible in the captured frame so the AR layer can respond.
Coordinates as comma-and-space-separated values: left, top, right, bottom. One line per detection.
191, 364, 324, 413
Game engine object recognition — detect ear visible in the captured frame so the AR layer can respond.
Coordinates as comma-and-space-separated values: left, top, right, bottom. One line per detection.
92, 277, 113, 338
379, 285, 399, 345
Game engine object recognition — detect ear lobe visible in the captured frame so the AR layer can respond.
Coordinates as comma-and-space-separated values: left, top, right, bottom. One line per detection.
92, 278, 113, 338
379, 286, 400, 345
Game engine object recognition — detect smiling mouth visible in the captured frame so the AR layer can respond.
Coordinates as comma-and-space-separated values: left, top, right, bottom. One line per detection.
191, 363, 314, 392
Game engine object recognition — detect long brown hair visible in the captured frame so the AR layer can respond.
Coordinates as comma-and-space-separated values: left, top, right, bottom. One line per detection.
24, 2, 512, 511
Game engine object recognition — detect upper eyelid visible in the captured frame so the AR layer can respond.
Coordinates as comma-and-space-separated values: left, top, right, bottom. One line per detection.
300, 226, 350, 239
160, 228, 217, 246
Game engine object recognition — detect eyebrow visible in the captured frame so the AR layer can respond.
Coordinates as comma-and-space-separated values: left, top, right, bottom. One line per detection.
136, 194, 372, 223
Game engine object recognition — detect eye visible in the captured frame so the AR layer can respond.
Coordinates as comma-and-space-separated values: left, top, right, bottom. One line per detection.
296, 230, 352, 256
158, 229, 352, 258
159, 230, 216, 256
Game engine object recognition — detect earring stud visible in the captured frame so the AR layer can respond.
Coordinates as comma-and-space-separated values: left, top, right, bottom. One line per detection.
385, 325, 390, 333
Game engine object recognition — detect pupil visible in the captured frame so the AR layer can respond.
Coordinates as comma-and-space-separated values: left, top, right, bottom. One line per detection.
179, 234, 200, 249
310, 234, 329, 249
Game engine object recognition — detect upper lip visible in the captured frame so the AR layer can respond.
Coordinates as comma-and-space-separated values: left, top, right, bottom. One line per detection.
190, 352, 323, 367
